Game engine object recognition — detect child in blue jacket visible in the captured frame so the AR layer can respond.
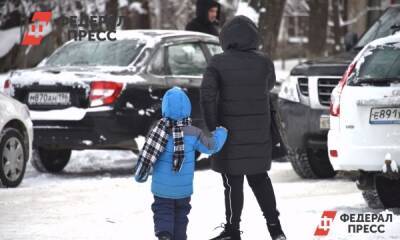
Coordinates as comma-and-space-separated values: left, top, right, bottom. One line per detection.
134, 87, 227, 240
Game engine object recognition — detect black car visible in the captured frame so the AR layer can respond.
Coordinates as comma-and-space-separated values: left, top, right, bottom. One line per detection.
9, 30, 222, 173
278, 6, 400, 179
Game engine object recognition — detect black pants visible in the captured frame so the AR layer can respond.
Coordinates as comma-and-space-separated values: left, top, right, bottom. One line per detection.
221, 172, 280, 230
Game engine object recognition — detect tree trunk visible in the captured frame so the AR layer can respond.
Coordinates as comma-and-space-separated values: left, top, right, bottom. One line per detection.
306, 0, 329, 58
148, 0, 196, 30
332, 0, 342, 53
105, 0, 119, 31
258, 0, 286, 59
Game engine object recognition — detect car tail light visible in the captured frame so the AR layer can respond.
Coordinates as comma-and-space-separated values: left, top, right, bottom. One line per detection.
330, 63, 356, 117
89, 81, 123, 107
3, 79, 11, 96
330, 150, 338, 158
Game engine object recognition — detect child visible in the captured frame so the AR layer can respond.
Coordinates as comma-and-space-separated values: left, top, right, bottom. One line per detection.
134, 87, 227, 240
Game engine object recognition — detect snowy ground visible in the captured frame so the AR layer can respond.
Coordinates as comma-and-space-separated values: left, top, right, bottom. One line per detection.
0, 149, 399, 240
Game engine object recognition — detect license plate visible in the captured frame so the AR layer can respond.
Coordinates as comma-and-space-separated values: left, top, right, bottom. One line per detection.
320, 115, 330, 129
28, 92, 70, 106
370, 107, 400, 124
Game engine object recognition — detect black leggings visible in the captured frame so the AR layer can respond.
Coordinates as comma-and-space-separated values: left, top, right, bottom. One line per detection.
221, 172, 280, 230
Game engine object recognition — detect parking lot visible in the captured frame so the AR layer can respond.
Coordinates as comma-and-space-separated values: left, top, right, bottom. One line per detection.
1, 149, 399, 240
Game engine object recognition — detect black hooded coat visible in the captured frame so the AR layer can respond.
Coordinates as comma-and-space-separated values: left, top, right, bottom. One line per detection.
200, 16, 277, 175
185, 0, 220, 36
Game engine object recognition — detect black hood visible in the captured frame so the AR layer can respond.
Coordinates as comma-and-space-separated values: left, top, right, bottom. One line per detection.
196, 0, 220, 23
219, 15, 260, 51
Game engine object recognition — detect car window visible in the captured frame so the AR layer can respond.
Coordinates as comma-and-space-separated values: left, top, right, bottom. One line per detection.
356, 7, 400, 48
349, 44, 400, 84
167, 43, 207, 76
149, 48, 165, 75
206, 43, 223, 56
46, 40, 144, 66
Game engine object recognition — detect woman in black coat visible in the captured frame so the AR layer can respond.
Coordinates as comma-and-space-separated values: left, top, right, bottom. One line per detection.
201, 16, 286, 240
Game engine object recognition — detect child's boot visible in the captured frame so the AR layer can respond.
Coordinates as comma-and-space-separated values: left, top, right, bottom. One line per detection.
157, 231, 172, 240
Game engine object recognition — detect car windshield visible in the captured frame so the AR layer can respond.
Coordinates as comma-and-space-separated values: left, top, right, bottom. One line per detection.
46, 39, 144, 66
355, 7, 400, 49
349, 44, 400, 85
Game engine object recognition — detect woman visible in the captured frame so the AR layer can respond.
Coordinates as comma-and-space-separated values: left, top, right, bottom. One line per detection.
200, 15, 287, 240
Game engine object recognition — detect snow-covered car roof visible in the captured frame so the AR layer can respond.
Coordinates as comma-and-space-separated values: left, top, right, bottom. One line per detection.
364, 31, 400, 48
62, 30, 219, 49
115, 29, 218, 40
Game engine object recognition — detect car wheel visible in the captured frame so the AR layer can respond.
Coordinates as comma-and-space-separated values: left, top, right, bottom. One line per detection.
288, 148, 317, 179
362, 189, 384, 209
288, 148, 336, 179
0, 128, 27, 188
375, 175, 400, 208
31, 148, 71, 173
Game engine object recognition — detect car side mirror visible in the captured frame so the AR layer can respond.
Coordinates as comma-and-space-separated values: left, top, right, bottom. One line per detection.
344, 32, 358, 51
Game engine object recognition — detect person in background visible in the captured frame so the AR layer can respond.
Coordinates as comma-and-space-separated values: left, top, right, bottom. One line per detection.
134, 87, 228, 240
201, 16, 287, 240
186, 0, 221, 36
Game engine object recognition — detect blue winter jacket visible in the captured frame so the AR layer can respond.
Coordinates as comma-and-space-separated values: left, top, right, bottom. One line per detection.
151, 87, 227, 199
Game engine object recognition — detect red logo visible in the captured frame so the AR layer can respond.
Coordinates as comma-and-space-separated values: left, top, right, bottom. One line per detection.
314, 211, 337, 236
21, 12, 52, 46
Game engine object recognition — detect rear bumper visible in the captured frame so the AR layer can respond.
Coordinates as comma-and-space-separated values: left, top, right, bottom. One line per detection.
278, 98, 329, 150
328, 129, 400, 171
32, 108, 154, 151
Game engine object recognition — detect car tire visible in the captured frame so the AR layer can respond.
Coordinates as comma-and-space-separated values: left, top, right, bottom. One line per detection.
31, 148, 71, 173
375, 175, 400, 208
288, 148, 336, 179
362, 189, 384, 209
0, 128, 28, 188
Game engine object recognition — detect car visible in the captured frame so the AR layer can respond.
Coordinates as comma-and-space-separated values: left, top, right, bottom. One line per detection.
0, 90, 33, 187
7, 30, 224, 173
278, 6, 400, 179
328, 32, 400, 209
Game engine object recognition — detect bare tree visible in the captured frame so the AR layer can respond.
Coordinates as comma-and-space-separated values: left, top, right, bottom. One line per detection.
306, 0, 329, 58
332, 0, 342, 53
258, 0, 286, 58
148, 0, 195, 30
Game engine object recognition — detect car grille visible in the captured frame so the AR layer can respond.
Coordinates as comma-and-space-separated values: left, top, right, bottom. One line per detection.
298, 77, 309, 96
13, 85, 89, 110
318, 78, 341, 106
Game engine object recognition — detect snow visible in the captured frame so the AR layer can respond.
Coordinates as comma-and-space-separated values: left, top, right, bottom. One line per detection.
273, 58, 304, 83
129, 2, 147, 14
0, 27, 21, 58
30, 107, 87, 121
235, 2, 259, 25
118, 0, 129, 8
1, 154, 399, 240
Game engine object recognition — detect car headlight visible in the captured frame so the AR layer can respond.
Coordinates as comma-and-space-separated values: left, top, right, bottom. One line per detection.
278, 76, 300, 103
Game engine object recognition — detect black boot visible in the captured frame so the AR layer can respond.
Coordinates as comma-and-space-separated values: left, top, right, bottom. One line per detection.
210, 224, 241, 240
268, 222, 286, 240
157, 231, 172, 240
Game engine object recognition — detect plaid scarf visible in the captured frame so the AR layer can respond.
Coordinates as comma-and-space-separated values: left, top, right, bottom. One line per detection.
134, 117, 192, 182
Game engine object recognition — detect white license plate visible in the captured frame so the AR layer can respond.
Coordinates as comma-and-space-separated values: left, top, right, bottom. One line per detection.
370, 107, 400, 124
320, 115, 330, 129
28, 92, 70, 105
